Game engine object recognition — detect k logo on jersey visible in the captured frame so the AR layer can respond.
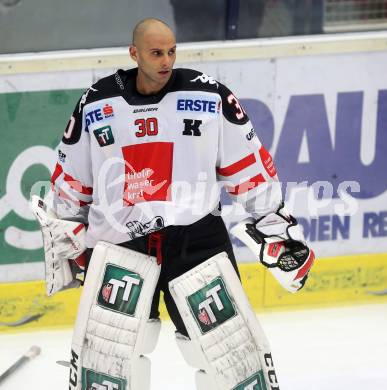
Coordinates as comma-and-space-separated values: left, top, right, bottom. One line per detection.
182, 119, 202, 136
187, 277, 237, 334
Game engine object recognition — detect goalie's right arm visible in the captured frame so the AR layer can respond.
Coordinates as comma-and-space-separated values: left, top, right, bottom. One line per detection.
30, 195, 87, 296
34, 88, 96, 296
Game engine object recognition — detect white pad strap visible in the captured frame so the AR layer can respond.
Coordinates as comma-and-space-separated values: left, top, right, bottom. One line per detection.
69, 241, 161, 390
169, 253, 280, 390
30, 195, 87, 296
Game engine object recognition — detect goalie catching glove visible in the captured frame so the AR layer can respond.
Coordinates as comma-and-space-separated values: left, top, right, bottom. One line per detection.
231, 202, 315, 292
30, 195, 87, 296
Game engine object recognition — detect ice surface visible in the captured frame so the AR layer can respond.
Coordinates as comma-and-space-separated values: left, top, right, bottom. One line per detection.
0, 303, 386, 389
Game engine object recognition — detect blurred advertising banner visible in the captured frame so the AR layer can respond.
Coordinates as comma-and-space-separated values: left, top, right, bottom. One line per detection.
0, 48, 386, 266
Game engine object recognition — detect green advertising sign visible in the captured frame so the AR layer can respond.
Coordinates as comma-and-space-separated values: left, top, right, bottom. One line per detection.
0, 89, 82, 265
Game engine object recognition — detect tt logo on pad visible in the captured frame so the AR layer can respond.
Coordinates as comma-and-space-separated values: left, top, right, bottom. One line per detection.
98, 264, 143, 316
187, 277, 237, 334
232, 370, 268, 390
82, 368, 126, 390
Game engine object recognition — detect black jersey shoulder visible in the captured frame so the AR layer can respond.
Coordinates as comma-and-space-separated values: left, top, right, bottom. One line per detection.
217, 81, 250, 125
75, 71, 127, 114
172, 68, 220, 94
83, 70, 128, 106
62, 70, 127, 145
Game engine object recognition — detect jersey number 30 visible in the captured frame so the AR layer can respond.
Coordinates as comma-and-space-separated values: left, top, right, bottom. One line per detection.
134, 118, 159, 137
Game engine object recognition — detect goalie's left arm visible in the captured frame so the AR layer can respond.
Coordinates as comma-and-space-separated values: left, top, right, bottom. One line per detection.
215, 84, 314, 292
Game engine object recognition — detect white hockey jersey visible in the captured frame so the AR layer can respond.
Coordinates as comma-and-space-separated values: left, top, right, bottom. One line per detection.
51, 68, 282, 248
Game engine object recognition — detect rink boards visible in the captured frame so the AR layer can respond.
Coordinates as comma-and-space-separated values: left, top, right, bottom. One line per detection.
1, 32, 387, 269
1, 253, 386, 334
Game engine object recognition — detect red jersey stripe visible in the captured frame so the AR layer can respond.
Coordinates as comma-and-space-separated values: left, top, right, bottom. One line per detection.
227, 173, 266, 195
54, 186, 92, 207
217, 153, 256, 177
63, 172, 93, 196
51, 163, 63, 185
51, 163, 93, 196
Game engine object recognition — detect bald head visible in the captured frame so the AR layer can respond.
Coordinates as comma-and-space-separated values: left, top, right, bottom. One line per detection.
129, 18, 176, 95
132, 18, 175, 47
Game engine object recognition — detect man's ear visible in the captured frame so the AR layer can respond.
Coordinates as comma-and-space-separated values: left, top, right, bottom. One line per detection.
129, 45, 138, 62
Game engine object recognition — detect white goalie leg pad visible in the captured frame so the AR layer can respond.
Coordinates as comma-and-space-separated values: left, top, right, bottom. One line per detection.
69, 241, 161, 390
169, 252, 280, 390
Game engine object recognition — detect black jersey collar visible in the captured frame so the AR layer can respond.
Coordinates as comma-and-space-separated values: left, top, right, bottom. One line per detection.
116, 68, 177, 106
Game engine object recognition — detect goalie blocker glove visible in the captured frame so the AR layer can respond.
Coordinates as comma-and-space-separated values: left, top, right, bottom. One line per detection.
231, 202, 315, 292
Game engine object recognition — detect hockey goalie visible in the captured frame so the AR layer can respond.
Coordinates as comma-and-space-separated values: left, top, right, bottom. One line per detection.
31, 18, 314, 390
